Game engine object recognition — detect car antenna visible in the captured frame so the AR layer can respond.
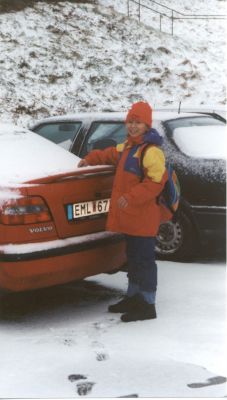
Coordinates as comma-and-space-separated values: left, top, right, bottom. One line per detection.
178, 101, 182, 114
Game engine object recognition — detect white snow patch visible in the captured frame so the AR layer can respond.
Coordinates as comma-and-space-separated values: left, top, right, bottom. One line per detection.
0, 123, 81, 184
0, 231, 119, 254
0, 261, 226, 398
0, 187, 22, 209
173, 125, 227, 159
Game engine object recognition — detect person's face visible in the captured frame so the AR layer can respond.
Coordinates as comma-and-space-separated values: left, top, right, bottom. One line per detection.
126, 120, 149, 138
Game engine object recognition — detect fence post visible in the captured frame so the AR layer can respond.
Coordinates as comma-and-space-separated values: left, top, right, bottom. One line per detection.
127, 0, 129, 17
171, 10, 174, 35
138, 0, 141, 22
160, 14, 162, 32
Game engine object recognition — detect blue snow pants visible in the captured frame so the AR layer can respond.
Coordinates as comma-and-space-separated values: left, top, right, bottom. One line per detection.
125, 235, 157, 304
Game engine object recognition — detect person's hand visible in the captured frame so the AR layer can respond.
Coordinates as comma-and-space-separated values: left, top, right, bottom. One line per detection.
78, 159, 89, 167
117, 196, 128, 209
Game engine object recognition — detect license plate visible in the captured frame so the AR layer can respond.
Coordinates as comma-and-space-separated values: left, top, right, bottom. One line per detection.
66, 198, 110, 220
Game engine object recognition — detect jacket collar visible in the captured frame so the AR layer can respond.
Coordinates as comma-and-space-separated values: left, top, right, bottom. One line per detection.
126, 128, 163, 148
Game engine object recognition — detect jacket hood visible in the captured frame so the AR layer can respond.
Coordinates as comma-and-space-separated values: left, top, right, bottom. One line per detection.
143, 128, 163, 146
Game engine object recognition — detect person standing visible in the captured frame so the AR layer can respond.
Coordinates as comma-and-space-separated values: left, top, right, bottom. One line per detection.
78, 101, 167, 322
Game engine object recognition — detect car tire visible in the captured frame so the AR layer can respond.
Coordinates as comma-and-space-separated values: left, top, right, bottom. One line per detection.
155, 210, 198, 261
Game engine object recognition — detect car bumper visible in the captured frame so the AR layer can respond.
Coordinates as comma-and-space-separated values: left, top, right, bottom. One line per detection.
0, 232, 126, 292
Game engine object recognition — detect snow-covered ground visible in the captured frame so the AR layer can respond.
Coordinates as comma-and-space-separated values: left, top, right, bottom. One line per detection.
0, 256, 226, 398
0, 0, 226, 127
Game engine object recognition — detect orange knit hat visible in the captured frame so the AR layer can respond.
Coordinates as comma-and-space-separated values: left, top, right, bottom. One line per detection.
125, 101, 152, 127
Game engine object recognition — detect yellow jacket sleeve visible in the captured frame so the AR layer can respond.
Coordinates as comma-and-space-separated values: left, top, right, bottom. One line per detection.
143, 146, 166, 182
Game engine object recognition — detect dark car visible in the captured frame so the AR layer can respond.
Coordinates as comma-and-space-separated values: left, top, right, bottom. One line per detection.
31, 110, 226, 260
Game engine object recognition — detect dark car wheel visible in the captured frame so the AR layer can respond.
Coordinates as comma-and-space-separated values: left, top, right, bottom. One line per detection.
155, 211, 198, 261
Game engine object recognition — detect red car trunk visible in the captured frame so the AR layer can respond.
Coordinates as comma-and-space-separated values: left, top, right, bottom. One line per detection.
0, 126, 126, 292
0, 166, 115, 245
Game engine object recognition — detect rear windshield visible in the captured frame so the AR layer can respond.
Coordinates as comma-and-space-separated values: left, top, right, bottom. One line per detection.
165, 116, 224, 132
34, 122, 82, 150
165, 116, 226, 159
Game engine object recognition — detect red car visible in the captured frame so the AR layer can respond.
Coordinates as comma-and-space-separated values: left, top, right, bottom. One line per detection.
0, 124, 126, 292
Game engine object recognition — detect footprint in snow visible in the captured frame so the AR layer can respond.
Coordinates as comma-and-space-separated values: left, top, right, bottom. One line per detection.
77, 382, 95, 396
187, 375, 227, 388
68, 375, 95, 396
93, 322, 106, 332
62, 338, 76, 346
92, 318, 119, 332
91, 339, 109, 362
68, 374, 87, 382
96, 352, 109, 361
91, 341, 109, 361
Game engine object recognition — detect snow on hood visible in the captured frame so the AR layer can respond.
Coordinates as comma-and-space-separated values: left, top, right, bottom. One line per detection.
0, 123, 82, 184
173, 125, 227, 159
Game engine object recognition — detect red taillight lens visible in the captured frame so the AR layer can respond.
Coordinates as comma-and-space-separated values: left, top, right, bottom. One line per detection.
0, 196, 52, 225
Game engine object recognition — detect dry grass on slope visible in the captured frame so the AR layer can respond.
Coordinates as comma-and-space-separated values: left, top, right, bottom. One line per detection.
0, 0, 96, 14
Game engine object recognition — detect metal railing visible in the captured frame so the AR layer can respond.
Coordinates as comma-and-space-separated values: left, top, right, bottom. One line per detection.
127, 0, 226, 35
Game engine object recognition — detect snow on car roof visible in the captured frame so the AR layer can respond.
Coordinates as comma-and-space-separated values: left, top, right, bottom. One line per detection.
31, 110, 206, 127
0, 123, 82, 185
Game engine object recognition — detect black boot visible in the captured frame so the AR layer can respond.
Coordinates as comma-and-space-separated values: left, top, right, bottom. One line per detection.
108, 295, 139, 313
121, 297, 157, 322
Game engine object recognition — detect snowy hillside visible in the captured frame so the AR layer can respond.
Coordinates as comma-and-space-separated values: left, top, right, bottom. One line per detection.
0, 0, 226, 126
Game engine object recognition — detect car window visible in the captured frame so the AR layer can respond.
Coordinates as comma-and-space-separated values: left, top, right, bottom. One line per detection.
165, 116, 226, 159
33, 122, 82, 150
81, 122, 127, 157
165, 116, 224, 133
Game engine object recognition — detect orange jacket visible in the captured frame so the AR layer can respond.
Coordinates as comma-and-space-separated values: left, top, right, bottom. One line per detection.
85, 130, 167, 236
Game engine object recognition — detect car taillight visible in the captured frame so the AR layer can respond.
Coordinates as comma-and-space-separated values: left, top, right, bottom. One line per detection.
0, 196, 52, 225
